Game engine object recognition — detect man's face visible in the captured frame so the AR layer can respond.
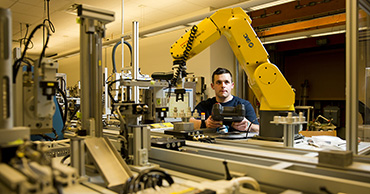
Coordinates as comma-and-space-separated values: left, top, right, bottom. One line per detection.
211, 73, 234, 99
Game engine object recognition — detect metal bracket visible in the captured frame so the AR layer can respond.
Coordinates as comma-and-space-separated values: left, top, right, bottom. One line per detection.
77, 4, 114, 23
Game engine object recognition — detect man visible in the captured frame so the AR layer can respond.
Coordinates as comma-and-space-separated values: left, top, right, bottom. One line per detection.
190, 68, 259, 132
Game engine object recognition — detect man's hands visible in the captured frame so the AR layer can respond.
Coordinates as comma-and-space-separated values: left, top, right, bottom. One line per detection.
205, 116, 223, 128
191, 116, 259, 132
231, 118, 251, 131
232, 118, 260, 132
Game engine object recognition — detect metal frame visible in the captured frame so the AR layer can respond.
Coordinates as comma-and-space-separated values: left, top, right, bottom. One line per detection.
345, 0, 370, 154
132, 21, 140, 103
78, 5, 114, 137
150, 146, 370, 193
0, 8, 30, 144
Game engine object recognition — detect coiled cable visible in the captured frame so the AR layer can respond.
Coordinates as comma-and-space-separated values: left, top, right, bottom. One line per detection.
170, 25, 198, 87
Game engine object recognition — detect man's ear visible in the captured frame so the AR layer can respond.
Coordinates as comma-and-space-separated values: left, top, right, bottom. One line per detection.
231, 82, 234, 89
211, 82, 214, 90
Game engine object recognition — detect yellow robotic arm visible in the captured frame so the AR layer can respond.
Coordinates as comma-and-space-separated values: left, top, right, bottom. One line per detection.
170, 7, 295, 111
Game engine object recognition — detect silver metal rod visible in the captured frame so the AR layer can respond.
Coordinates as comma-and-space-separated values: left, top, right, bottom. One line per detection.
283, 125, 288, 147
345, 0, 358, 154
121, 0, 125, 70
79, 138, 86, 176
132, 21, 140, 103
95, 32, 103, 137
71, 138, 79, 172
104, 68, 109, 117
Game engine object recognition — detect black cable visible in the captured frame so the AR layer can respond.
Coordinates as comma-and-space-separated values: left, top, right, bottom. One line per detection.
245, 117, 260, 139
112, 40, 132, 73
52, 127, 59, 140
223, 160, 232, 180
169, 25, 198, 88
69, 104, 80, 121
39, 25, 50, 67
57, 87, 68, 131
43, 0, 55, 33
122, 169, 174, 194
319, 186, 333, 194
24, 57, 35, 63
166, 25, 198, 100
55, 181, 64, 194
13, 24, 50, 83
60, 154, 70, 165
107, 79, 121, 104
36, 134, 54, 141
62, 79, 67, 92
19, 24, 34, 49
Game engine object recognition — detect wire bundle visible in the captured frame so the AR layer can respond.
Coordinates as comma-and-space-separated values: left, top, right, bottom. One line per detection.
122, 169, 174, 194
13, 24, 50, 83
170, 25, 198, 87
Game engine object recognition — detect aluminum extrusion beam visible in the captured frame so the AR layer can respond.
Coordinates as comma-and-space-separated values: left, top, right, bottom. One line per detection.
0, 8, 12, 130
78, 5, 114, 137
345, 0, 359, 154
149, 147, 370, 193
132, 21, 140, 103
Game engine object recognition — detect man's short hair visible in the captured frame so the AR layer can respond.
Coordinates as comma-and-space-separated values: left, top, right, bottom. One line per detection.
212, 67, 232, 83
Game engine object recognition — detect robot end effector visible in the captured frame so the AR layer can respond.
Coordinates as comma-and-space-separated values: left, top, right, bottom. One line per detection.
150, 60, 188, 102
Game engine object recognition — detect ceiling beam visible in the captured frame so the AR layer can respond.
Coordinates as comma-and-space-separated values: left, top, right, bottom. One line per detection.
257, 13, 346, 37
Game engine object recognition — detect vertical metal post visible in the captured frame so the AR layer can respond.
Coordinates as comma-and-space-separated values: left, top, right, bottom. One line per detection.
346, 0, 359, 154
79, 138, 86, 177
70, 138, 85, 176
132, 21, 140, 103
80, 18, 93, 136
80, 17, 103, 137
95, 32, 103, 137
131, 125, 149, 166
104, 67, 109, 117
0, 9, 29, 145
71, 138, 79, 173
121, 0, 125, 70
79, 5, 114, 137
0, 8, 12, 130
235, 59, 239, 97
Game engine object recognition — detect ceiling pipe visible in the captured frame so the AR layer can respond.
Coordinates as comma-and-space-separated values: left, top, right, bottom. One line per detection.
52, 0, 291, 60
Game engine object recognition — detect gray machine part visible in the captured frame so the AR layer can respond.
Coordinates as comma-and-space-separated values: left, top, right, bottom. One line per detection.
129, 125, 151, 166
0, 8, 30, 144
259, 111, 299, 140
186, 76, 207, 105
149, 141, 370, 193
118, 103, 151, 166
22, 59, 58, 134
173, 122, 194, 131
0, 8, 13, 130
78, 4, 114, 137
323, 106, 340, 127
85, 137, 133, 188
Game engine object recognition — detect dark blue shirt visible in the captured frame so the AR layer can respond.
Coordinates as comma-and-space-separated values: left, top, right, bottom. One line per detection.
193, 96, 259, 128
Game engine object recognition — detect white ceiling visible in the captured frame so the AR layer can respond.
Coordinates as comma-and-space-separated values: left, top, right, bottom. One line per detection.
0, 0, 280, 56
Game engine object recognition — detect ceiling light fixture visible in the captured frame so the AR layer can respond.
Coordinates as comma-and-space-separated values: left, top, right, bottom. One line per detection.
262, 36, 307, 44
142, 25, 186, 37
311, 30, 346, 37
